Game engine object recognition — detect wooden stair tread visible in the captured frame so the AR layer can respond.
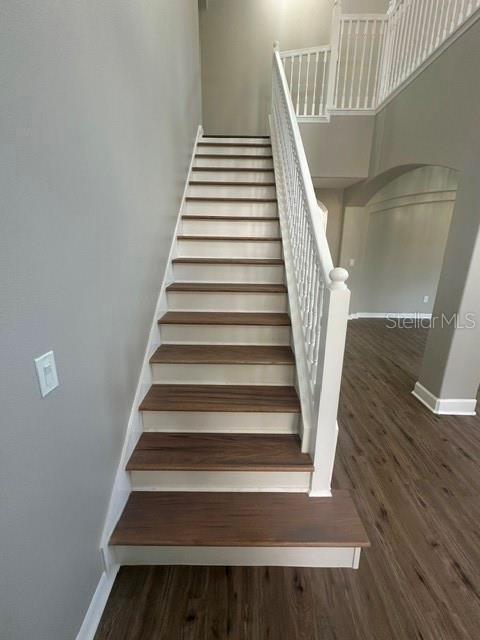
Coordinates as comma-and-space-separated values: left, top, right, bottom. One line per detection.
177, 235, 281, 242
189, 181, 276, 187
150, 344, 294, 365
181, 215, 278, 221
139, 384, 300, 413
166, 283, 286, 293
204, 134, 270, 139
185, 196, 277, 203
110, 490, 370, 548
127, 433, 311, 471
172, 257, 284, 265
158, 311, 291, 325
198, 142, 272, 148
195, 154, 273, 160
192, 167, 274, 173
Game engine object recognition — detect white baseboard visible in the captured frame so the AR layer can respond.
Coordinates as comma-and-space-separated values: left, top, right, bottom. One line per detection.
76, 568, 119, 640
412, 382, 477, 416
349, 312, 432, 320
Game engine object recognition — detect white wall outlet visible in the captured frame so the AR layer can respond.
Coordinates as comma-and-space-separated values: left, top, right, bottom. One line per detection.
349, 258, 356, 267
423, 295, 429, 304
34, 350, 59, 397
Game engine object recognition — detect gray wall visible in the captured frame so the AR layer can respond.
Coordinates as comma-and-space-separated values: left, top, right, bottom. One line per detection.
341, 167, 457, 314
199, 0, 388, 134
315, 188, 345, 264
345, 18, 480, 400
0, 2, 201, 639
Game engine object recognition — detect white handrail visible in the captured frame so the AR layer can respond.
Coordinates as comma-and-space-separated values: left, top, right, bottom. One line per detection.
270, 43, 350, 495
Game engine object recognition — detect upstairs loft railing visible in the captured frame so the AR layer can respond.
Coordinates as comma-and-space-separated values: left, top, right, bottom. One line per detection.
281, 0, 480, 119
270, 44, 350, 496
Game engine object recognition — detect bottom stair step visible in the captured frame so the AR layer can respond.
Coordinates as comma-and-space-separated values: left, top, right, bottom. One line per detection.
110, 491, 369, 568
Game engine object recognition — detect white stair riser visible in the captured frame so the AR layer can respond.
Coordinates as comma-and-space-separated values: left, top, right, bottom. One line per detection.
151, 362, 295, 385
187, 184, 276, 199
159, 324, 290, 345
172, 263, 285, 284
183, 200, 277, 216
197, 146, 272, 157
194, 157, 273, 169
166, 291, 287, 312
181, 218, 279, 237
112, 546, 362, 568
141, 410, 298, 433
129, 470, 310, 492
201, 137, 270, 145
191, 170, 274, 183
177, 239, 282, 259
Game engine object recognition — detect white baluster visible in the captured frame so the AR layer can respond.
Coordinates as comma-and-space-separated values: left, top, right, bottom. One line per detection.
311, 51, 319, 116
349, 20, 361, 108
364, 19, 376, 108
342, 20, 353, 108
320, 51, 328, 115
296, 55, 302, 114
357, 19, 369, 108
304, 53, 311, 116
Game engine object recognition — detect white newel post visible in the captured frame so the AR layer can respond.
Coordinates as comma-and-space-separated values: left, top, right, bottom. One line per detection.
326, 0, 342, 110
310, 268, 350, 497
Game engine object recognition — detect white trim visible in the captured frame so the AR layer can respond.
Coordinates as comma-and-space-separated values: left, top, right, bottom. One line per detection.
98, 125, 203, 571
75, 568, 119, 640
349, 312, 432, 320
412, 382, 477, 416
112, 545, 362, 568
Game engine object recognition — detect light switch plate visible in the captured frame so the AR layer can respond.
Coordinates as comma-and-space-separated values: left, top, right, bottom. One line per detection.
34, 350, 59, 397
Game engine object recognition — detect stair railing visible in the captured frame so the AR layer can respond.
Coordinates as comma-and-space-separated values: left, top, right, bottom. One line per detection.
281, 0, 480, 120
270, 43, 350, 496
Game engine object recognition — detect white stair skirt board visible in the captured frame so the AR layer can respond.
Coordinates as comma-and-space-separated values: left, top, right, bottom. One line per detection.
129, 470, 311, 492
159, 324, 290, 345
193, 157, 274, 169
151, 362, 295, 386
187, 185, 276, 199
176, 238, 282, 259
75, 568, 119, 640
172, 262, 285, 284
183, 200, 277, 217
166, 291, 287, 313
412, 382, 477, 416
180, 218, 280, 237
141, 410, 298, 433
191, 170, 275, 183
196, 146, 272, 157
112, 545, 362, 569
201, 137, 271, 145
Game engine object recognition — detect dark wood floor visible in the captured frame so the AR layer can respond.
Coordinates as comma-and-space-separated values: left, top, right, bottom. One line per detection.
95, 320, 480, 640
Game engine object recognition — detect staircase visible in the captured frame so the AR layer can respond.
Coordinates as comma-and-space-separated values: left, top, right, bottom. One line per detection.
108, 135, 368, 569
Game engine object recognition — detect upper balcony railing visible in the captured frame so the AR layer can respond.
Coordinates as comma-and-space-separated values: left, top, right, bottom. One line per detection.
281, 0, 480, 120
